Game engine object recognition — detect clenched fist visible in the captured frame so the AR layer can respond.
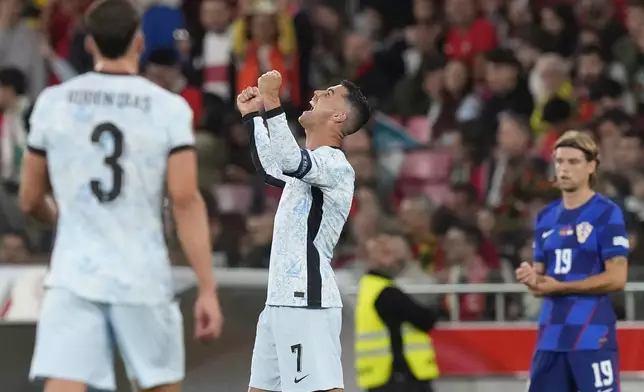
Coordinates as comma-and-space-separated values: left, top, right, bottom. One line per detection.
258, 70, 282, 107
236, 86, 262, 116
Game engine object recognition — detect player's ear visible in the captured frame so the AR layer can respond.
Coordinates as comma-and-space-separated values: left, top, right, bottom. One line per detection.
331, 111, 347, 124
131, 30, 145, 55
85, 36, 96, 55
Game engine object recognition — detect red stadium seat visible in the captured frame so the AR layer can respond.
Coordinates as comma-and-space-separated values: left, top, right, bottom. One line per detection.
422, 184, 451, 205
398, 149, 451, 182
213, 184, 253, 214
406, 116, 432, 144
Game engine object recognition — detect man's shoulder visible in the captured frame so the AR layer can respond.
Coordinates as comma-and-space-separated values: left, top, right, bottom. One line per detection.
535, 199, 561, 226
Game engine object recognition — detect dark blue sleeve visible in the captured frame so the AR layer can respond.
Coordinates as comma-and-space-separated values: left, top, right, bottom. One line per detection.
599, 205, 629, 261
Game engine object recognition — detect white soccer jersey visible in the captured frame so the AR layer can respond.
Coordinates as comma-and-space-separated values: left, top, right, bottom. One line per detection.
27, 72, 195, 305
244, 107, 354, 308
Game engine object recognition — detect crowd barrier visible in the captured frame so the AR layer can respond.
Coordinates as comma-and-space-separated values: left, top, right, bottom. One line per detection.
0, 266, 643, 392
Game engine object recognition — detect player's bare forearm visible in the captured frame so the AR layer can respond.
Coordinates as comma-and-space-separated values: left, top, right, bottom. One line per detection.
22, 195, 57, 228
558, 256, 628, 294
172, 193, 216, 293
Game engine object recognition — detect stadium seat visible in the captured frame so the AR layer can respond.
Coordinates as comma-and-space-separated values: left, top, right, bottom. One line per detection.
398, 149, 451, 183
421, 184, 451, 205
214, 184, 253, 214
406, 116, 432, 144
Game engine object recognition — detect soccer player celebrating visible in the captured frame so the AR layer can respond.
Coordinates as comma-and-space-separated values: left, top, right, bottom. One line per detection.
19, 1, 223, 391
236, 71, 370, 392
516, 131, 629, 392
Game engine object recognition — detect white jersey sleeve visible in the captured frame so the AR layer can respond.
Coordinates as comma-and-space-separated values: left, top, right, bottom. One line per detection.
27, 87, 57, 155
166, 96, 195, 153
265, 108, 345, 188
243, 112, 292, 188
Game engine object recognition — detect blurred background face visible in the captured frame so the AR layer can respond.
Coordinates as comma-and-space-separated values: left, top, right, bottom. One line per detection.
444, 228, 471, 264
498, 117, 529, 155
313, 4, 340, 31
246, 211, 275, 245
144, 64, 179, 91
485, 63, 517, 93
343, 32, 372, 65
423, 69, 444, 98
446, 0, 475, 26
413, 0, 435, 21
398, 197, 431, 235
538, 59, 566, 94
347, 152, 375, 183
616, 136, 642, 169
0, 234, 30, 264
577, 54, 604, 83
201, 0, 232, 32
477, 209, 496, 236
553, 147, 596, 192
366, 234, 411, 272
626, 6, 644, 35
540, 7, 563, 35
445, 60, 469, 95
250, 14, 277, 44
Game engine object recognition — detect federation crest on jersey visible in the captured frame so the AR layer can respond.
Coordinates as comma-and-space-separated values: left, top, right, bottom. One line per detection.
576, 222, 593, 243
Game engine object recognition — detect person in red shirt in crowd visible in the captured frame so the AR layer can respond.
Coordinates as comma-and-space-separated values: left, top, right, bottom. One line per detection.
439, 224, 490, 321
443, 0, 497, 78
142, 48, 204, 128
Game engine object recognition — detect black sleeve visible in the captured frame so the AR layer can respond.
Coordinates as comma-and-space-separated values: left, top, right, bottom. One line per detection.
374, 286, 439, 332
242, 112, 286, 189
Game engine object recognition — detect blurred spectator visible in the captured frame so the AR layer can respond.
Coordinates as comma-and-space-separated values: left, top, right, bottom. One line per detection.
529, 53, 574, 135
239, 207, 275, 268
141, 1, 185, 61
613, 0, 644, 114
443, 0, 497, 72
0, 230, 31, 264
143, 47, 204, 127
342, 31, 391, 109
479, 49, 534, 149
444, 59, 482, 123
539, 4, 579, 57
197, 0, 234, 102
233, 0, 300, 106
535, 97, 575, 161
0, 67, 29, 188
0, 0, 46, 99
439, 224, 490, 321
397, 194, 438, 272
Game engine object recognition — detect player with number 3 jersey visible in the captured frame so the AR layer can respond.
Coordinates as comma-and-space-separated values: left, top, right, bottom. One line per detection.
19, 1, 223, 392
516, 131, 629, 392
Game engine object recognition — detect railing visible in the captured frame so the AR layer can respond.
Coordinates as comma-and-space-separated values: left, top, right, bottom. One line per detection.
343, 282, 644, 322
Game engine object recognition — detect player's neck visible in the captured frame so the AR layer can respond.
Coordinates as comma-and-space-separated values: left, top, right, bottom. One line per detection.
306, 133, 342, 150
562, 188, 595, 210
94, 58, 138, 75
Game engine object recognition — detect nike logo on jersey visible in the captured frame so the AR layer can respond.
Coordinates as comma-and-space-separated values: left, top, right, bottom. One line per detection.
598, 388, 613, 392
294, 374, 309, 384
542, 230, 554, 239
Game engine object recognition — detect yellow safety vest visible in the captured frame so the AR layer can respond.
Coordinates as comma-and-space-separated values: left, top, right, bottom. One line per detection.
355, 274, 439, 389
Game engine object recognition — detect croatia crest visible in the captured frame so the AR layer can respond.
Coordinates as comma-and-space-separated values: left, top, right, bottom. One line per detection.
576, 222, 593, 244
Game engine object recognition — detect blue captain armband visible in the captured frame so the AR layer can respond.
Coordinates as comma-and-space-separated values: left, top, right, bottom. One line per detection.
284, 149, 313, 179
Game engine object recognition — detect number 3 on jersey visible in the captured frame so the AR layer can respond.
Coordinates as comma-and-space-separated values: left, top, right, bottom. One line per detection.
554, 248, 572, 274
90, 122, 124, 203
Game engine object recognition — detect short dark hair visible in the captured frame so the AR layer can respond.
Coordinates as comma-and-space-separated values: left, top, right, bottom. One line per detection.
340, 80, 370, 136
542, 97, 572, 124
0, 67, 27, 96
577, 44, 605, 61
84, 0, 141, 59
145, 47, 181, 68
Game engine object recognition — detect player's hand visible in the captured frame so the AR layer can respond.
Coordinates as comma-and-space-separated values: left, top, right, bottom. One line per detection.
194, 291, 224, 341
515, 262, 537, 286
257, 70, 282, 104
529, 276, 564, 296
236, 86, 262, 116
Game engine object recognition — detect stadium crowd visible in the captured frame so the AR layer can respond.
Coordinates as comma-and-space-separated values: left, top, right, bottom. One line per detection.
1, 0, 644, 321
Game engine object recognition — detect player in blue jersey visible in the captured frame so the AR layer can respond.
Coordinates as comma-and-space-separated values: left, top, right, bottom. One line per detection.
516, 130, 629, 392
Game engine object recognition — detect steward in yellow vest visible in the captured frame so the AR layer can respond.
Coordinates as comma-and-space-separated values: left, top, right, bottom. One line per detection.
355, 233, 440, 392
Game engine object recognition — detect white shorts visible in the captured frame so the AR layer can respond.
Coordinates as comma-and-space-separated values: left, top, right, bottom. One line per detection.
249, 305, 344, 392
30, 288, 184, 391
